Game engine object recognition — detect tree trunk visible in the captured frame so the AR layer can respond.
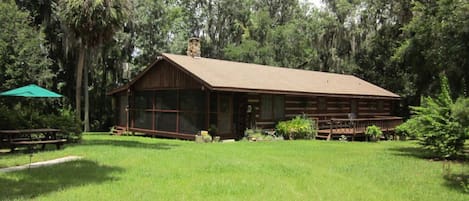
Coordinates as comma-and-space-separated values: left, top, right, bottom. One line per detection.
101, 55, 108, 129
76, 46, 85, 122
84, 60, 90, 132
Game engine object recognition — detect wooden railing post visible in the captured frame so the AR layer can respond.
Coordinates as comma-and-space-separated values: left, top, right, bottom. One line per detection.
328, 119, 333, 141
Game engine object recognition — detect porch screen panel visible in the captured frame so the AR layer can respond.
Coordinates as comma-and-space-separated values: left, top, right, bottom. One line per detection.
134, 110, 152, 129
155, 112, 177, 132
134, 91, 153, 109
133, 91, 153, 129
155, 90, 177, 110
179, 113, 205, 134
179, 90, 206, 134
118, 95, 128, 126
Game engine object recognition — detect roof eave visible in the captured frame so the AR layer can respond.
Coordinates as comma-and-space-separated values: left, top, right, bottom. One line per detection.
211, 86, 401, 100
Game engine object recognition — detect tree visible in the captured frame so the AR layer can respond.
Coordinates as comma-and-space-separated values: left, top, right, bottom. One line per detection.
58, 0, 129, 131
394, 0, 469, 98
0, 0, 53, 91
400, 75, 468, 159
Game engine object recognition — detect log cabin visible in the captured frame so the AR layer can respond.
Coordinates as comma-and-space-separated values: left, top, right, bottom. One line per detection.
108, 39, 402, 140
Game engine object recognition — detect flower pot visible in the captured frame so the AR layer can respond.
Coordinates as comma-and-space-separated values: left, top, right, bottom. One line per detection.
195, 135, 204, 143
369, 135, 379, 142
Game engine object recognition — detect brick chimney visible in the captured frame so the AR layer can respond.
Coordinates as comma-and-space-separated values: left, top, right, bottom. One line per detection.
186, 37, 201, 57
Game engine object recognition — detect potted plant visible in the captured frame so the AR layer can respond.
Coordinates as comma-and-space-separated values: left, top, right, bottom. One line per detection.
365, 125, 382, 142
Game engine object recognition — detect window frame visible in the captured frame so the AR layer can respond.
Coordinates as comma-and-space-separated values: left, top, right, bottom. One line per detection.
260, 94, 285, 121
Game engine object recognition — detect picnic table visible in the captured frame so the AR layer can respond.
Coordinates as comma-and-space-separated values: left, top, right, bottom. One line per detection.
0, 128, 66, 152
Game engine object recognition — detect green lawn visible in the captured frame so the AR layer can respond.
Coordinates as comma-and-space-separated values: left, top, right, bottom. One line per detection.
0, 134, 467, 201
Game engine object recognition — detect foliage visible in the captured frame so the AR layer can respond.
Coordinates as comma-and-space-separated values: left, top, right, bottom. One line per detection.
0, 103, 82, 142
451, 97, 469, 129
57, 0, 130, 131
395, 118, 419, 138
57, 0, 129, 49
365, 125, 383, 138
7, 0, 469, 133
42, 107, 82, 142
243, 128, 276, 141
276, 116, 317, 140
0, 0, 53, 91
394, 0, 469, 98
401, 75, 467, 158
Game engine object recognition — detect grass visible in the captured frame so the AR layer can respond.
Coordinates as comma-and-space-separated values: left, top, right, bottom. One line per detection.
0, 133, 468, 201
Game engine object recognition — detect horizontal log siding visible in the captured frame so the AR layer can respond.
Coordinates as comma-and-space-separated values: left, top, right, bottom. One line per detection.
250, 93, 396, 129
358, 99, 392, 117
133, 60, 201, 90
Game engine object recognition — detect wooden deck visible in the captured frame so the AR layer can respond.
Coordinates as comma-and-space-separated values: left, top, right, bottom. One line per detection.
316, 117, 403, 141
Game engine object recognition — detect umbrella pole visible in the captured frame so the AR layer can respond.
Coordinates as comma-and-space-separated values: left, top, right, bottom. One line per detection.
30, 100, 33, 126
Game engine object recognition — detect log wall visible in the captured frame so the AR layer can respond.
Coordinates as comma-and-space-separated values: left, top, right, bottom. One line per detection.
249, 93, 395, 129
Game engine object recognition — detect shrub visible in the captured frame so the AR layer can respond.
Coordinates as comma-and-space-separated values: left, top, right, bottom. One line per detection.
400, 75, 467, 159
365, 125, 383, 137
243, 128, 276, 141
365, 125, 382, 142
395, 118, 419, 139
43, 107, 82, 143
275, 116, 317, 140
451, 98, 469, 130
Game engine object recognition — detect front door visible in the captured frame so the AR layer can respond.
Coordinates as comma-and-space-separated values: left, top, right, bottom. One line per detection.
218, 94, 232, 136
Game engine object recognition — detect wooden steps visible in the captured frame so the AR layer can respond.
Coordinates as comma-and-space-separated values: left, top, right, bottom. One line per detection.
111, 126, 126, 136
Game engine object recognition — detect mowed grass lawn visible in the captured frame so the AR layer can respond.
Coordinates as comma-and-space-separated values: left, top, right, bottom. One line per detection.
0, 134, 467, 201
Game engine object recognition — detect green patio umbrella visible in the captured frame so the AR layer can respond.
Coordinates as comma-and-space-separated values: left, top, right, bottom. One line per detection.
0, 84, 63, 126
0, 84, 62, 98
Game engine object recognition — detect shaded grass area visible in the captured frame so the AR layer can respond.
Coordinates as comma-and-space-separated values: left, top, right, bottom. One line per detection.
0, 160, 122, 200
0, 133, 468, 201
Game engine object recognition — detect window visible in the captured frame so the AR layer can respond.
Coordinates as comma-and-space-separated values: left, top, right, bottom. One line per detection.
261, 95, 284, 120
318, 97, 326, 111
273, 96, 284, 120
351, 100, 357, 115
369, 101, 378, 110
378, 101, 384, 111
261, 95, 273, 119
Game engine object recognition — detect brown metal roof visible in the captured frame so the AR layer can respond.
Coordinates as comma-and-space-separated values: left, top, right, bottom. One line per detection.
161, 53, 400, 99
108, 53, 400, 99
